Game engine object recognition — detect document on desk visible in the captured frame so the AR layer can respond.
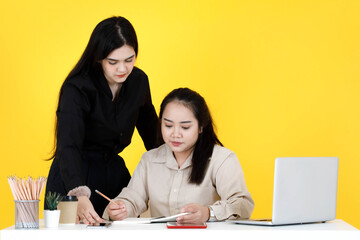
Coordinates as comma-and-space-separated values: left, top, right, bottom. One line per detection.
113, 213, 190, 224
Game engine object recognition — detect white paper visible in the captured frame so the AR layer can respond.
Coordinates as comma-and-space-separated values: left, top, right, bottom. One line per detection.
112, 213, 190, 224
113, 218, 150, 224
150, 213, 190, 223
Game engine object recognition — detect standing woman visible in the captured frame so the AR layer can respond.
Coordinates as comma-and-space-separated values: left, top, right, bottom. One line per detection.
45, 16, 161, 224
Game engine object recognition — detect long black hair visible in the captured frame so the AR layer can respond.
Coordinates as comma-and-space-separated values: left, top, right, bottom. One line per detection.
48, 16, 138, 160
159, 88, 223, 184
66, 16, 138, 79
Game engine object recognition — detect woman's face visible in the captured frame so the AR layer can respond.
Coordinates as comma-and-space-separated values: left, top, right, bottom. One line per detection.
161, 101, 201, 159
101, 45, 136, 87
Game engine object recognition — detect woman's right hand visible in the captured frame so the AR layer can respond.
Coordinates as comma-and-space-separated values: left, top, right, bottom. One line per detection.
107, 200, 128, 220
76, 196, 104, 224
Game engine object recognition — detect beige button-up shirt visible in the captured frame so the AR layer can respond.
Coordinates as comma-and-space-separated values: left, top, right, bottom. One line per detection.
103, 144, 254, 221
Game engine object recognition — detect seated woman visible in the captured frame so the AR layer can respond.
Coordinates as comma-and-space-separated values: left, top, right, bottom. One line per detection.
103, 88, 254, 224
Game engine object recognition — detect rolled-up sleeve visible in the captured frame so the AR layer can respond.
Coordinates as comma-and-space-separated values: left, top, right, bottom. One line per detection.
210, 152, 254, 220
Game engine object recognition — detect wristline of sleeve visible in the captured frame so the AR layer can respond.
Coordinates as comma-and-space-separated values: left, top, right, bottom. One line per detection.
68, 185, 91, 198
209, 204, 230, 221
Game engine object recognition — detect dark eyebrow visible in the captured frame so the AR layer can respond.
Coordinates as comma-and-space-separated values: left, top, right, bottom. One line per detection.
125, 54, 135, 60
163, 118, 173, 123
180, 121, 192, 124
163, 118, 192, 124
107, 54, 135, 62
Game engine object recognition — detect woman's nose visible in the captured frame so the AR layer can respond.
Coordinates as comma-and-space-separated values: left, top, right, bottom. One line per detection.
171, 127, 181, 138
117, 62, 126, 72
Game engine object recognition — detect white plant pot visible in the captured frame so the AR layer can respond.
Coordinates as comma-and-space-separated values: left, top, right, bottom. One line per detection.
43, 210, 61, 228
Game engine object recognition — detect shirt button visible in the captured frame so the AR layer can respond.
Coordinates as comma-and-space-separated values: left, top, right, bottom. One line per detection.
173, 189, 178, 193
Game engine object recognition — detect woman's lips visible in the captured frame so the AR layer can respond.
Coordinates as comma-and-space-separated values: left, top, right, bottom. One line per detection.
117, 74, 126, 78
171, 141, 182, 147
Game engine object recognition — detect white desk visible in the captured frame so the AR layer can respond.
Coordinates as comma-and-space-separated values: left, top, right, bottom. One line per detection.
1, 219, 358, 240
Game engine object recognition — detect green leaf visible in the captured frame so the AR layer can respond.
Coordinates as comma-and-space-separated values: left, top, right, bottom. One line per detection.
45, 192, 64, 210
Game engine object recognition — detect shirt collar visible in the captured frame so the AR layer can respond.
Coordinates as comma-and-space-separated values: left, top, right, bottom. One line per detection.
95, 71, 129, 100
153, 144, 193, 170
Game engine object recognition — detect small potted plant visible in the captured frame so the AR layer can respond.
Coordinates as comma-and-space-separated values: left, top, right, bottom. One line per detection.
44, 192, 63, 228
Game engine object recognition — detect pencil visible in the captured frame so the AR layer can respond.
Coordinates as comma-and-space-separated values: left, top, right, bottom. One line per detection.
95, 190, 118, 205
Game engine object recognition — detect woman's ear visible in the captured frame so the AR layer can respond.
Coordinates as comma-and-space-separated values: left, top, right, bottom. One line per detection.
199, 126, 203, 134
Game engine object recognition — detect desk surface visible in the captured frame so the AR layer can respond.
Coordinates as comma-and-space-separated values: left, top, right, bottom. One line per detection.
1, 219, 359, 240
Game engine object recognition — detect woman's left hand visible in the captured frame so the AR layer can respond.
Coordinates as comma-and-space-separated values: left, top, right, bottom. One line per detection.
176, 203, 210, 224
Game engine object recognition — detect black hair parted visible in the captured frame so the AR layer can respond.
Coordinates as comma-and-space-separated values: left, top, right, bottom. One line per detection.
68, 16, 138, 79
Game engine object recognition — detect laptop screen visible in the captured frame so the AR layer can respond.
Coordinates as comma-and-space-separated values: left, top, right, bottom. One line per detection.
272, 157, 338, 225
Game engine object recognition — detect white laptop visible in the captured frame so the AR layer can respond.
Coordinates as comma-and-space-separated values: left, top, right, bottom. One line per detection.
231, 157, 338, 226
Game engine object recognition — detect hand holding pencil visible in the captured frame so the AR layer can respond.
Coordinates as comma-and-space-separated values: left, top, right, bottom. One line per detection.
95, 190, 128, 220
107, 199, 128, 220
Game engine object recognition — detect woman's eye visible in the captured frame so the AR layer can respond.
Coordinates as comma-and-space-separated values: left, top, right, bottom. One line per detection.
125, 58, 133, 63
165, 125, 172, 128
182, 126, 190, 130
108, 61, 117, 65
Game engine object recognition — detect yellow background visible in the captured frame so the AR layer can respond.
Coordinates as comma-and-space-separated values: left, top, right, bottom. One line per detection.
0, 0, 359, 229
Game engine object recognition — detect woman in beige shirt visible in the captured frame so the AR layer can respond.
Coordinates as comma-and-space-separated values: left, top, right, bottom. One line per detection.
104, 88, 254, 224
